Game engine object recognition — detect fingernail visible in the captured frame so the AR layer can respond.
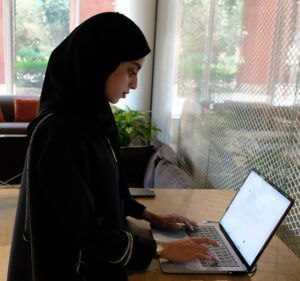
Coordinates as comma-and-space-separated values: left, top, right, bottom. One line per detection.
176, 223, 185, 229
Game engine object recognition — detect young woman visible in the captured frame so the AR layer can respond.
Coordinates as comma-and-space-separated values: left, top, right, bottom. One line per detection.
8, 12, 219, 281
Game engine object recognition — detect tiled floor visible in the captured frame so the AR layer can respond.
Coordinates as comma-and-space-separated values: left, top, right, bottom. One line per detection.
0, 188, 19, 280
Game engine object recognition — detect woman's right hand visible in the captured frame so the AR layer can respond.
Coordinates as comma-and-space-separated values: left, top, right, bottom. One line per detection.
159, 237, 221, 263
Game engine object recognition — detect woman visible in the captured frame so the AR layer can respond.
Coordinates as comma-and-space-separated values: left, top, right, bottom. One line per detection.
8, 12, 219, 281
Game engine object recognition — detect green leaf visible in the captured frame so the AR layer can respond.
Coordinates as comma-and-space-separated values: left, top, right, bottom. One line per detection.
112, 105, 162, 146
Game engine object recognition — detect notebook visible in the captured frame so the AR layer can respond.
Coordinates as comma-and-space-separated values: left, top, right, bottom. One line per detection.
151, 170, 294, 274
129, 188, 155, 198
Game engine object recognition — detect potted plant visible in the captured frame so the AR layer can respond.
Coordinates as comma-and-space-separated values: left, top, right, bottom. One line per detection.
111, 105, 162, 187
111, 105, 161, 147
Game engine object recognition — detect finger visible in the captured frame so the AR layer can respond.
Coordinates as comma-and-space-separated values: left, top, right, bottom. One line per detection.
178, 215, 199, 228
166, 215, 186, 230
190, 220, 199, 227
198, 252, 220, 263
195, 244, 211, 255
181, 216, 198, 227
198, 253, 219, 263
176, 216, 194, 231
181, 218, 194, 231
210, 252, 220, 263
165, 221, 182, 230
167, 214, 179, 223
208, 253, 220, 263
206, 239, 222, 248
201, 248, 220, 263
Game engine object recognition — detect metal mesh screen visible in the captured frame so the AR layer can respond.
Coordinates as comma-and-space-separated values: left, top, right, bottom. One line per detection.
177, 0, 300, 257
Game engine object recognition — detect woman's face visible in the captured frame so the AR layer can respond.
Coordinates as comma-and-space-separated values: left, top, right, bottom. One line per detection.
104, 57, 145, 104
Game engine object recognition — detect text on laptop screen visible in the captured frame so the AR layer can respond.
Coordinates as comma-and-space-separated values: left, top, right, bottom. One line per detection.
220, 170, 291, 266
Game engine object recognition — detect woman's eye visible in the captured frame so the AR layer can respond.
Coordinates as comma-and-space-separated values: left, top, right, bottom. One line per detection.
128, 69, 137, 76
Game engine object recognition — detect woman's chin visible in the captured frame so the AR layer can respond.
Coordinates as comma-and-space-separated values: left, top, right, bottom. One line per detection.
109, 99, 120, 104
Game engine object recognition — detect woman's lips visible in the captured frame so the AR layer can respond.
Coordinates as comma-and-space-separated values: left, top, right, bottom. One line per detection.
122, 92, 129, 98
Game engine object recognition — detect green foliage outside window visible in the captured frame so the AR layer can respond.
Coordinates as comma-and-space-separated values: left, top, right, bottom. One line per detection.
15, 61, 48, 87
178, 0, 244, 97
14, 0, 70, 88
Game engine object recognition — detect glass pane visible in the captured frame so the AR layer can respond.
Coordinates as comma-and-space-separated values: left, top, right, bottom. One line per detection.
153, 0, 300, 257
14, 0, 70, 95
176, 0, 212, 187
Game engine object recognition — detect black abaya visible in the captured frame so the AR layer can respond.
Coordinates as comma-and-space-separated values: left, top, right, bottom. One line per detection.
8, 12, 156, 281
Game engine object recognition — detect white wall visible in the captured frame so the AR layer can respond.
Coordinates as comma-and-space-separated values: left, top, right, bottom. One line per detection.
115, 0, 157, 111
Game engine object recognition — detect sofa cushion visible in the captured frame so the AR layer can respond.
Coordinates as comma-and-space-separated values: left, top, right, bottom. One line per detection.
0, 122, 28, 135
120, 145, 153, 187
14, 98, 39, 122
144, 139, 180, 188
0, 95, 40, 121
144, 140, 163, 188
0, 106, 4, 122
154, 159, 198, 189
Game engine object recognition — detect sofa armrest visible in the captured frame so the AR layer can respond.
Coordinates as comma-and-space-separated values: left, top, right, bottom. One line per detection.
143, 139, 198, 189
153, 159, 198, 189
0, 135, 28, 184
0, 122, 29, 134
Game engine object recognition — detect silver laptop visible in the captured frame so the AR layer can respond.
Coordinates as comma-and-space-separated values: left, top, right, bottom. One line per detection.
152, 170, 294, 274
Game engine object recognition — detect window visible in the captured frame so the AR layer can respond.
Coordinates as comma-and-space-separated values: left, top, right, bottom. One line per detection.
0, 0, 116, 96
152, 0, 300, 257
14, 0, 71, 95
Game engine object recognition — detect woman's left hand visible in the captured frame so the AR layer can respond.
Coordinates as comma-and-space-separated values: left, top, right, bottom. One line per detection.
142, 209, 198, 231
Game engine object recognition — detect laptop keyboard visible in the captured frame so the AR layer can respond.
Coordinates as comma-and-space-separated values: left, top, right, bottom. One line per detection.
186, 225, 240, 268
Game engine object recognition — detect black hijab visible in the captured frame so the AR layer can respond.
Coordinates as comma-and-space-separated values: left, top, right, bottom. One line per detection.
37, 12, 151, 147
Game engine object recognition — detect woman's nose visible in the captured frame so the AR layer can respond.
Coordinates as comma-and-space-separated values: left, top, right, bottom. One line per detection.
130, 76, 138, 89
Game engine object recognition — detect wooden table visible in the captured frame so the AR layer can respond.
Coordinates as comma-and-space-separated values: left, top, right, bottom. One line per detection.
1, 188, 299, 281
126, 189, 300, 281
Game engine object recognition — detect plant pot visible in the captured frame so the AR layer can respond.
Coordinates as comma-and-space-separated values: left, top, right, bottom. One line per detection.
120, 145, 154, 188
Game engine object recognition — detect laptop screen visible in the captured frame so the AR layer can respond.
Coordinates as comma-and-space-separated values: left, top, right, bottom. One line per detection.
220, 170, 292, 266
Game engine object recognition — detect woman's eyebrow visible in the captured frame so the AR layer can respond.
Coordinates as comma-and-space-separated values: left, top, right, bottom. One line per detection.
131, 62, 142, 70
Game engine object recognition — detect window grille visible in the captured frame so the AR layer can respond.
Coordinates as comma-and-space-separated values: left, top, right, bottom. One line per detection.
177, 0, 300, 257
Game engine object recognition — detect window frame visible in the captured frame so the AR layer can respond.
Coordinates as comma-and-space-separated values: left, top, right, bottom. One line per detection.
3, 0, 13, 94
